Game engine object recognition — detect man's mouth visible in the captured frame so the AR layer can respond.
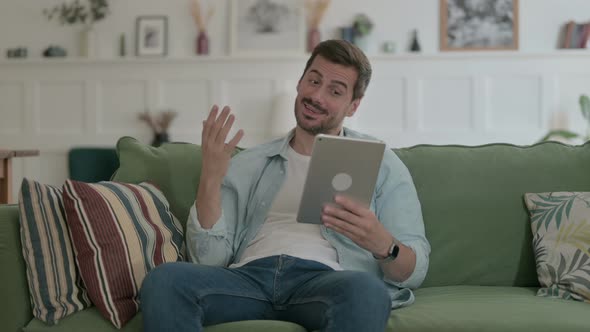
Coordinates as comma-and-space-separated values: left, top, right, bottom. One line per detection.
302, 99, 326, 116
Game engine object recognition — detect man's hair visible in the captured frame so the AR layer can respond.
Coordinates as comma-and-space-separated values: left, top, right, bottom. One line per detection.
301, 39, 372, 101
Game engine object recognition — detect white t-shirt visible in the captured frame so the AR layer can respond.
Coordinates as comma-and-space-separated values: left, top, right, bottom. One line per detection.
230, 145, 342, 270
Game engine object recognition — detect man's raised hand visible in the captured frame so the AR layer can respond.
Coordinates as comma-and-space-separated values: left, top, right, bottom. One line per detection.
201, 105, 244, 181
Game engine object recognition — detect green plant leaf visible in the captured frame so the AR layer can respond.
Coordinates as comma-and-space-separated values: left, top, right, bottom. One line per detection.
580, 94, 590, 122
539, 130, 580, 142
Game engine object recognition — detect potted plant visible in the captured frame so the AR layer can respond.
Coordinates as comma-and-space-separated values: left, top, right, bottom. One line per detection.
540, 94, 590, 143
43, 0, 110, 57
351, 13, 373, 51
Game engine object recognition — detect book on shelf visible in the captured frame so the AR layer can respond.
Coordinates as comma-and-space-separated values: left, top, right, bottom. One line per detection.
563, 21, 590, 49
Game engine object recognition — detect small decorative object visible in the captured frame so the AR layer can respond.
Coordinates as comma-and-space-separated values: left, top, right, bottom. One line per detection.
540, 94, 590, 143
304, 0, 331, 52
382, 41, 396, 54
43, 0, 110, 57
562, 21, 590, 49
352, 13, 373, 52
440, 0, 519, 51
6, 47, 28, 58
190, 0, 215, 55
340, 26, 354, 43
138, 109, 177, 147
135, 16, 168, 57
43, 46, 68, 57
119, 34, 126, 57
229, 0, 305, 56
409, 29, 421, 52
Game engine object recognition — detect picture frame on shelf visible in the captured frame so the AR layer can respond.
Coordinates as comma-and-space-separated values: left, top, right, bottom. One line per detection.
440, 0, 519, 51
229, 0, 306, 56
135, 16, 168, 57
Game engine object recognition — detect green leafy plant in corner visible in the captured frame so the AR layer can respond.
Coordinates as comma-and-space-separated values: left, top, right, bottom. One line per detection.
540, 94, 590, 142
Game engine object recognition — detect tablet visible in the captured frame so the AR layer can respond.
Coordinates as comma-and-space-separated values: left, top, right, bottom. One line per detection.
296, 134, 386, 224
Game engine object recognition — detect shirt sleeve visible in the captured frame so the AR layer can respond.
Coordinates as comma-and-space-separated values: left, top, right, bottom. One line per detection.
377, 152, 431, 289
185, 183, 239, 266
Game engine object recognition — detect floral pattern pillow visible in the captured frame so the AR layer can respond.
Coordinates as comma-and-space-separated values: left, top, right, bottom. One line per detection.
524, 192, 590, 303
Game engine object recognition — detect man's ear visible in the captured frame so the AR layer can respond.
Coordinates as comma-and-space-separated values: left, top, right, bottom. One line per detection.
346, 98, 362, 117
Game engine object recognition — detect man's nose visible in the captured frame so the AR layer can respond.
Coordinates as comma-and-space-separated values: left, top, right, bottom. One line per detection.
309, 86, 326, 106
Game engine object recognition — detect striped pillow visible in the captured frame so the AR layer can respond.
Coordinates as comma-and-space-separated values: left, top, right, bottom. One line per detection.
18, 178, 91, 325
62, 180, 185, 328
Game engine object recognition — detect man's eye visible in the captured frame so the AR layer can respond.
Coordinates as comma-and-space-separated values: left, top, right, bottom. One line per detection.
332, 90, 342, 96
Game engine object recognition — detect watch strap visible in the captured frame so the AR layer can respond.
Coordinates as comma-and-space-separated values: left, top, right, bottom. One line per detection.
373, 240, 399, 262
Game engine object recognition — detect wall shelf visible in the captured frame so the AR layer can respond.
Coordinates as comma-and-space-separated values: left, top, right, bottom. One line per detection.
1, 50, 589, 66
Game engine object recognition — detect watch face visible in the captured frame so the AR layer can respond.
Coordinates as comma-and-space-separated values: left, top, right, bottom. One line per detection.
390, 244, 400, 258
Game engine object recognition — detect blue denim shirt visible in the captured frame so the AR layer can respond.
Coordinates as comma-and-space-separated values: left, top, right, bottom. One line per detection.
186, 128, 430, 308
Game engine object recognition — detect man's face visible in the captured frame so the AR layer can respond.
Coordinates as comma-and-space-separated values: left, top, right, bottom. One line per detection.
295, 55, 361, 136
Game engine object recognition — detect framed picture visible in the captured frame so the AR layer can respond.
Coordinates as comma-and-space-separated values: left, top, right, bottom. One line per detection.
229, 0, 306, 56
440, 0, 519, 51
136, 16, 168, 56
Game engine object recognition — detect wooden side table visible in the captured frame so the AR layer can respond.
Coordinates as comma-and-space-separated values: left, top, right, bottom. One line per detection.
0, 149, 39, 204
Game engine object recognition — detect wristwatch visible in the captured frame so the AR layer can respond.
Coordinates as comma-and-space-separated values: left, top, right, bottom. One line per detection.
373, 241, 400, 262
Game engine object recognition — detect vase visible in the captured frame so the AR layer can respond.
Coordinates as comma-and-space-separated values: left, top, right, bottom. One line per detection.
307, 28, 321, 53
196, 31, 209, 55
80, 25, 97, 58
151, 132, 169, 147
410, 29, 421, 52
340, 27, 355, 43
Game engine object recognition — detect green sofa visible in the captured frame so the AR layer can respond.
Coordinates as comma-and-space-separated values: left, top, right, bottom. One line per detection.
2, 138, 590, 332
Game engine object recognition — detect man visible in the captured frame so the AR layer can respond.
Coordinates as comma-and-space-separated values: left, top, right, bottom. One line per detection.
141, 40, 430, 332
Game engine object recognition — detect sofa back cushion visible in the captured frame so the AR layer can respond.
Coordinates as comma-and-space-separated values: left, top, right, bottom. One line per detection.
394, 142, 590, 288
111, 137, 203, 229
112, 137, 241, 230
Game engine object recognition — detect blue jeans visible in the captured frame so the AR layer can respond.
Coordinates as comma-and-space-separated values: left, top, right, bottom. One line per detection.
140, 255, 391, 332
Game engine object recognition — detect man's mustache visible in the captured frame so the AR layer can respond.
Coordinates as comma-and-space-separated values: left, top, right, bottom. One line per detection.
302, 98, 327, 114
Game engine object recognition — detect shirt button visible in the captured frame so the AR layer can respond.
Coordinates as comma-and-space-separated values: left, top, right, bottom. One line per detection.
280, 170, 284, 174
261, 202, 266, 206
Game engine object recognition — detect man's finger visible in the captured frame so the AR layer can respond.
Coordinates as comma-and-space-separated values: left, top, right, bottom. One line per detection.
323, 214, 360, 240
216, 114, 235, 144
323, 204, 360, 226
210, 106, 231, 140
226, 129, 244, 151
334, 195, 369, 217
205, 105, 219, 127
203, 105, 218, 142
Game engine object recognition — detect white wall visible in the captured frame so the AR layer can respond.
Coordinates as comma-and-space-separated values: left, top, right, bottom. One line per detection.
1, 0, 590, 58
2, 0, 590, 201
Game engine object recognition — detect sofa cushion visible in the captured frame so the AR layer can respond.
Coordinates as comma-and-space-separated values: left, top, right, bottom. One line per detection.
18, 179, 91, 325
111, 137, 242, 230
0, 204, 35, 331
24, 308, 307, 332
62, 180, 185, 328
394, 142, 590, 288
68, 147, 119, 182
524, 191, 590, 302
389, 286, 590, 331
111, 137, 203, 229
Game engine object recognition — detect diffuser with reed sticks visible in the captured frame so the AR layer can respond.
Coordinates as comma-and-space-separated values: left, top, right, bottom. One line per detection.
190, 0, 214, 55
305, 0, 331, 52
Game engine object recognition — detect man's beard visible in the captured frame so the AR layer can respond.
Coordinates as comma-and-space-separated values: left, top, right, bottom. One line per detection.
295, 98, 341, 135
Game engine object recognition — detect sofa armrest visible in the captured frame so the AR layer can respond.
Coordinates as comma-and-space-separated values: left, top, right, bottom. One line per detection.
0, 204, 33, 331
